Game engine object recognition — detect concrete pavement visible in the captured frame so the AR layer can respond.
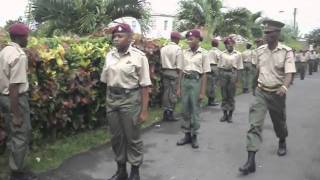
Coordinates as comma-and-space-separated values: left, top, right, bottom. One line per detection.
39, 73, 320, 180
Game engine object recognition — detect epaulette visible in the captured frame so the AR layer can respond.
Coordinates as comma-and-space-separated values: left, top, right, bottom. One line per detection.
130, 46, 146, 56
278, 43, 292, 52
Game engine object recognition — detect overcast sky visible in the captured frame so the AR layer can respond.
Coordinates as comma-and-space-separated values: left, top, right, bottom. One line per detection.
1, 0, 319, 35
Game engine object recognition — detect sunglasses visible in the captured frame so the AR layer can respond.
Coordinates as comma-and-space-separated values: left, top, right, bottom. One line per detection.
264, 30, 280, 34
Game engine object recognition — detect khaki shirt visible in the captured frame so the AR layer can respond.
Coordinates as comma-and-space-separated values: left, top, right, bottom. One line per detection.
300, 53, 309, 62
255, 43, 296, 87
160, 42, 184, 70
310, 52, 317, 60
0, 42, 29, 95
207, 47, 221, 65
182, 47, 211, 74
218, 50, 243, 70
100, 46, 152, 89
242, 49, 254, 63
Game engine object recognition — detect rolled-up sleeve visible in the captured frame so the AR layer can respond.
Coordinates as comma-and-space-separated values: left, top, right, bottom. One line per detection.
139, 56, 152, 87
9, 55, 28, 84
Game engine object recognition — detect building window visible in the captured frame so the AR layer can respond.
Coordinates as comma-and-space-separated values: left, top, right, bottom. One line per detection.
164, 20, 168, 30
150, 19, 156, 29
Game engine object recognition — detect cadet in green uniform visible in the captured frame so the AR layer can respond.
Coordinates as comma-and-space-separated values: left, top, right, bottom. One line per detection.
206, 39, 221, 106
100, 23, 151, 180
218, 37, 243, 123
160, 32, 183, 121
0, 23, 36, 180
239, 20, 296, 175
176, 29, 210, 149
241, 43, 254, 93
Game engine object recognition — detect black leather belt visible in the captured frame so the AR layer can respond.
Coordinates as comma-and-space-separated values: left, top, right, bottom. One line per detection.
108, 87, 139, 95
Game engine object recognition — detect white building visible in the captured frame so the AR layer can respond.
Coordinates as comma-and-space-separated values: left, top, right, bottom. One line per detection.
146, 14, 175, 39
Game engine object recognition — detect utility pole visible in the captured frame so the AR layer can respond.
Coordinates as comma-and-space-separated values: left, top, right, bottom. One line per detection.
293, 8, 297, 30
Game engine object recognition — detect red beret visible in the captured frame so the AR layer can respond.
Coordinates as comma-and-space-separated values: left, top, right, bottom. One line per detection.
224, 37, 235, 45
9, 23, 30, 36
211, 38, 219, 46
112, 23, 133, 34
186, 29, 203, 41
170, 32, 181, 39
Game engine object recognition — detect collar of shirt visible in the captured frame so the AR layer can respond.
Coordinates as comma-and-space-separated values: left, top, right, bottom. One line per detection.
8, 42, 22, 49
168, 42, 178, 45
223, 50, 238, 55
111, 46, 133, 59
187, 47, 203, 54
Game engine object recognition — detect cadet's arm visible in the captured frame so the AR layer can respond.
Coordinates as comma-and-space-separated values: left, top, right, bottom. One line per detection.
141, 87, 149, 112
283, 73, 293, 88
9, 83, 21, 116
200, 73, 207, 98
176, 70, 183, 96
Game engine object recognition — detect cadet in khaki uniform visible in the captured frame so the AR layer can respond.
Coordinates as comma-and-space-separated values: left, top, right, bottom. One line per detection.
315, 51, 319, 72
0, 23, 36, 180
206, 39, 221, 106
241, 43, 254, 93
100, 23, 151, 180
160, 32, 184, 121
239, 20, 296, 175
218, 37, 243, 123
176, 29, 210, 149
295, 50, 309, 80
309, 50, 316, 75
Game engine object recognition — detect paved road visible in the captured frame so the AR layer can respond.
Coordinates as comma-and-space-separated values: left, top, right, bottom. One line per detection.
40, 73, 320, 180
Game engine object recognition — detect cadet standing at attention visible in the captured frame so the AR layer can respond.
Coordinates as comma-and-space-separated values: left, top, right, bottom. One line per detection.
241, 43, 254, 93
218, 37, 243, 123
295, 50, 308, 80
206, 38, 221, 106
160, 32, 184, 121
239, 20, 296, 175
176, 29, 210, 149
100, 23, 151, 180
0, 23, 36, 180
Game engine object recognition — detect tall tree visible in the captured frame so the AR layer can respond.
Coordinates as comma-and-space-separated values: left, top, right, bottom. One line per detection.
176, 0, 223, 36
306, 28, 320, 48
28, 0, 150, 36
216, 8, 262, 38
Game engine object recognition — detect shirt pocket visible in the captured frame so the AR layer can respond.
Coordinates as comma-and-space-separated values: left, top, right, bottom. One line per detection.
274, 53, 286, 69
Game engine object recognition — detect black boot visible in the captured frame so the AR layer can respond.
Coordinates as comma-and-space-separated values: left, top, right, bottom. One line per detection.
108, 163, 128, 180
227, 111, 233, 123
207, 97, 213, 106
239, 151, 256, 175
128, 165, 140, 180
277, 139, 287, 156
177, 133, 191, 146
211, 98, 219, 106
162, 110, 169, 121
220, 111, 228, 122
168, 110, 177, 121
191, 135, 199, 149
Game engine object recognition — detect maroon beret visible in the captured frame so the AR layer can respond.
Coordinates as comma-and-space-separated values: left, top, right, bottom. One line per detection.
211, 38, 219, 47
224, 37, 235, 45
112, 23, 133, 34
170, 32, 181, 39
186, 29, 203, 41
9, 23, 30, 36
